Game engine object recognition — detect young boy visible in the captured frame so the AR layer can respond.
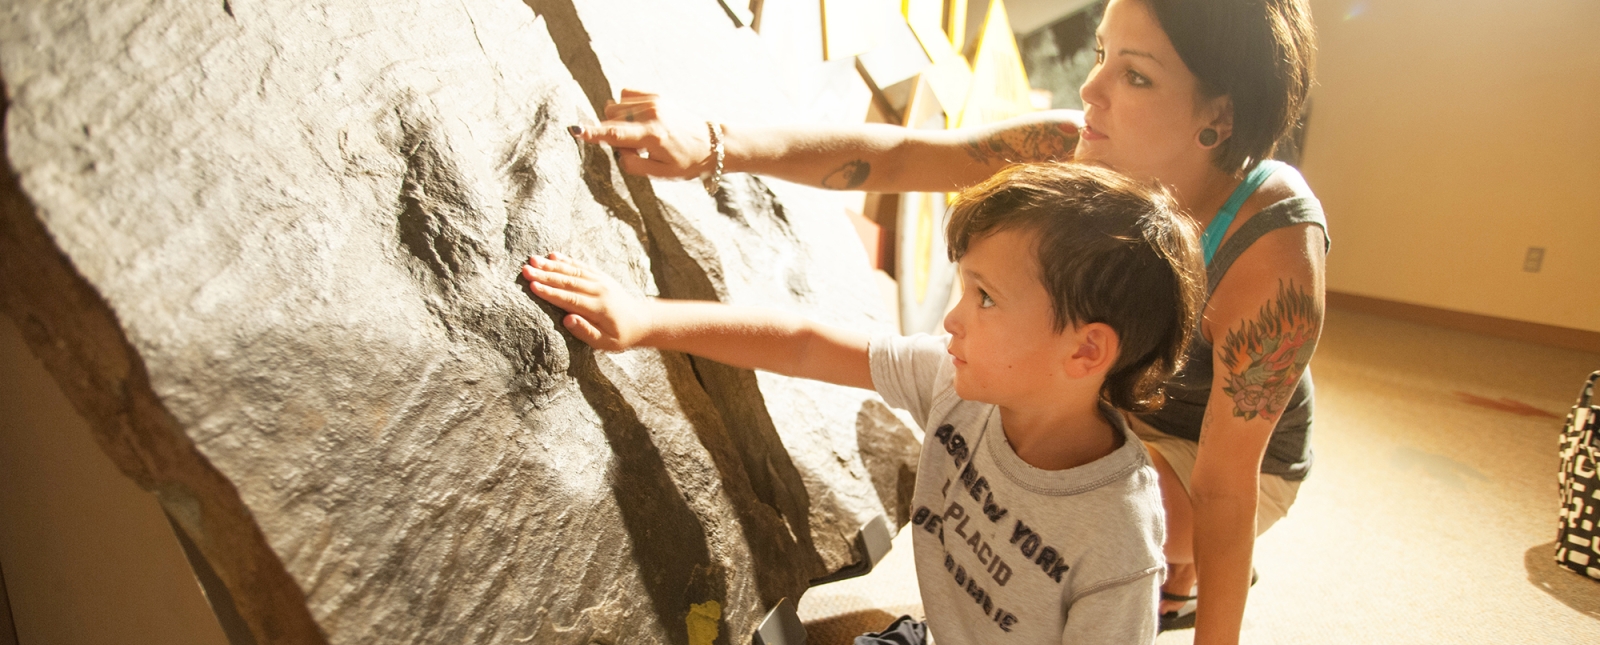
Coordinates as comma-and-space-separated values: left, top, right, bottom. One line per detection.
522, 163, 1204, 644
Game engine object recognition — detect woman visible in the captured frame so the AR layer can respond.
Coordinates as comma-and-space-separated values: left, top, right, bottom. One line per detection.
576, 1, 1324, 643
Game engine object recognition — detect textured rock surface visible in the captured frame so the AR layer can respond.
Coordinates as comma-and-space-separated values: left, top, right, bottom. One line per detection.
536, 0, 920, 575
0, 1, 918, 644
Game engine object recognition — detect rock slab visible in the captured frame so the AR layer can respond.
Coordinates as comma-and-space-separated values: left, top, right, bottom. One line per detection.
0, 1, 919, 643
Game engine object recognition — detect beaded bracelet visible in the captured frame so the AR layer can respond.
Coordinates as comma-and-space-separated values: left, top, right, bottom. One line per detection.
702, 121, 724, 196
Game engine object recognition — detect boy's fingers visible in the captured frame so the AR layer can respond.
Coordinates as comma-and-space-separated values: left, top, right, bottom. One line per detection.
618, 88, 659, 100
524, 278, 571, 306
528, 253, 586, 281
564, 314, 606, 346
527, 253, 583, 277
527, 280, 602, 317
526, 268, 600, 303
522, 262, 575, 291
527, 267, 596, 295
534, 254, 594, 283
548, 252, 587, 270
521, 262, 543, 283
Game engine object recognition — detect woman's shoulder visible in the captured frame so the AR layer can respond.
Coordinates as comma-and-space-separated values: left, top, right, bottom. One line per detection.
1246, 162, 1317, 214
1229, 162, 1325, 247
1204, 163, 1327, 337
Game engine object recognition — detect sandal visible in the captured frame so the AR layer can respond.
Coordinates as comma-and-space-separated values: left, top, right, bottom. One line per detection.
1159, 589, 1199, 621
1156, 569, 1258, 631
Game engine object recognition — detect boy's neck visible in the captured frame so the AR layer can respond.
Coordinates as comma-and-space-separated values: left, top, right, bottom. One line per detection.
997, 398, 1122, 471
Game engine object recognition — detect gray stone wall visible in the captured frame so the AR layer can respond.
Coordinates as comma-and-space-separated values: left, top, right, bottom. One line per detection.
0, 1, 917, 643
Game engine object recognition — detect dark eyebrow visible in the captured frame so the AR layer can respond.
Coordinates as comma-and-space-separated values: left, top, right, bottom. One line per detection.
1119, 48, 1166, 68
1094, 32, 1167, 68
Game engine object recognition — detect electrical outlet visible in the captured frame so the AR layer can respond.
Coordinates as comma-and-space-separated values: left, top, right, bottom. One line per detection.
1523, 246, 1545, 273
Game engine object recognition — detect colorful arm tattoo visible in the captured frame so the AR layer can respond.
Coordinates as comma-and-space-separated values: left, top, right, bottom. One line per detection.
1218, 280, 1320, 422
821, 159, 871, 189
962, 122, 1079, 165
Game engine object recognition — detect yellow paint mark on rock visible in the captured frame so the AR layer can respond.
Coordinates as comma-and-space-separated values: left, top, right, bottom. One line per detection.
687, 600, 721, 645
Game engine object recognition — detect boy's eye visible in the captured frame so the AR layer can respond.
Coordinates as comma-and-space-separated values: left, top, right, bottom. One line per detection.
978, 290, 995, 308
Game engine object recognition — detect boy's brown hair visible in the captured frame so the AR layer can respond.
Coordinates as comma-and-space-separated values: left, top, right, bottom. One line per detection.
946, 163, 1204, 413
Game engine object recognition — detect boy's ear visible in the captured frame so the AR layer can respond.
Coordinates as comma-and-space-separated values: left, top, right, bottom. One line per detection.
1064, 322, 1120, 378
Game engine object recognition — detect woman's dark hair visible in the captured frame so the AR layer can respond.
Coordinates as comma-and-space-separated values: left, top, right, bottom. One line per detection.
1140, 0, 1317, 172
946, 163, 1205, 413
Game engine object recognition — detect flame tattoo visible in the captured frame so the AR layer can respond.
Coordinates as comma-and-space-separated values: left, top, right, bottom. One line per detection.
1219, 280, 1320, 422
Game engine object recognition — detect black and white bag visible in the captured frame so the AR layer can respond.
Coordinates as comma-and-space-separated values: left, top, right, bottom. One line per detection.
1557, 370, 1600, 580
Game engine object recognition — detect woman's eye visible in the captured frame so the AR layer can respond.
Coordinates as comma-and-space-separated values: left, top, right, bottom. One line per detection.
1126, 69, 1150, 87
1093, 47, 1106, 65
978, 290, 995, 308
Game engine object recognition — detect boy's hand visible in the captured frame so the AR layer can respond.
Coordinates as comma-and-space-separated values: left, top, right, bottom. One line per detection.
525, 251, 874, 389
522, 252, 650, 351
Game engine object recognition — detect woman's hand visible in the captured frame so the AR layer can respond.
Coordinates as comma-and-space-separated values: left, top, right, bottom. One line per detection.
522, 252, 651, 351
572, 89, 711, 179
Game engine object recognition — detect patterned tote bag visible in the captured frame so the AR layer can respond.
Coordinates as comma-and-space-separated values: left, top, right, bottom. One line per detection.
1557, 370, 1600, 580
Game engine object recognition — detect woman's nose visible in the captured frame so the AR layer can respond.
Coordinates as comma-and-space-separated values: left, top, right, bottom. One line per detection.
1080, 64, 1108, 108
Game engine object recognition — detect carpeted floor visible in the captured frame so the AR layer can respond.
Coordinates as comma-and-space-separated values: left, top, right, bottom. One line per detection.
797, 306, 1600, 643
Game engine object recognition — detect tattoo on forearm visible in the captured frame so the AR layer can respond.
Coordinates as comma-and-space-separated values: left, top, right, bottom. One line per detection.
1219, 280, 1320, 422
963, 122, 1079, 165
821, 159, 871, 189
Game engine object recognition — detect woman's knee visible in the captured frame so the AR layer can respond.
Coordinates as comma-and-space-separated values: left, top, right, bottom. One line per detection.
1145, 442, 1195, 562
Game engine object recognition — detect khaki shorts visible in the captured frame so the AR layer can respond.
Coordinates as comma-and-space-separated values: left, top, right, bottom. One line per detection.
1125, 414, 1301, 536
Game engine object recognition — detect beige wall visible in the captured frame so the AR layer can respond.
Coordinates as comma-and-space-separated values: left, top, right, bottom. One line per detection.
0, 315, 227, 645
1300, 0, 1600, 332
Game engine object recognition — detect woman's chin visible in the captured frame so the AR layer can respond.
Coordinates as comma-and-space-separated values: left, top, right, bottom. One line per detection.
1073, 143, 1119, 171
1073, 140, 1098, 163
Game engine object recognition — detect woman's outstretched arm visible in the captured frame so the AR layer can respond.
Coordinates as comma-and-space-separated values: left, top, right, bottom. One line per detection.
574, 89, 1084, 193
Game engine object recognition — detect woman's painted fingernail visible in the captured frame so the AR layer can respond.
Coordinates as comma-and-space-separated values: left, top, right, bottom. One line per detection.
567, 125, 584, 137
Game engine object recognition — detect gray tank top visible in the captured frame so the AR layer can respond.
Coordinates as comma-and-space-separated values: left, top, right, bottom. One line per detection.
1136, 195, 1329, 481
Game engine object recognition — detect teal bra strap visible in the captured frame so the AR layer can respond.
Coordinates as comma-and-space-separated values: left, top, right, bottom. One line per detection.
1199, 160, 1283, 266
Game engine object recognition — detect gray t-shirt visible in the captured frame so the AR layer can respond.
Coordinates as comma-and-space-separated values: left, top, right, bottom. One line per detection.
870, 334, 1165, 645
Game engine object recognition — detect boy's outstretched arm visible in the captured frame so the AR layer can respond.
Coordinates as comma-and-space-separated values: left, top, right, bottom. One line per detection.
522, 252, 874, 390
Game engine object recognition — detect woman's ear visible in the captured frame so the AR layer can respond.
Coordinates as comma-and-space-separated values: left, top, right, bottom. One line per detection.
1065, 322, 1120, 378
1205, 94, 1235, 145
